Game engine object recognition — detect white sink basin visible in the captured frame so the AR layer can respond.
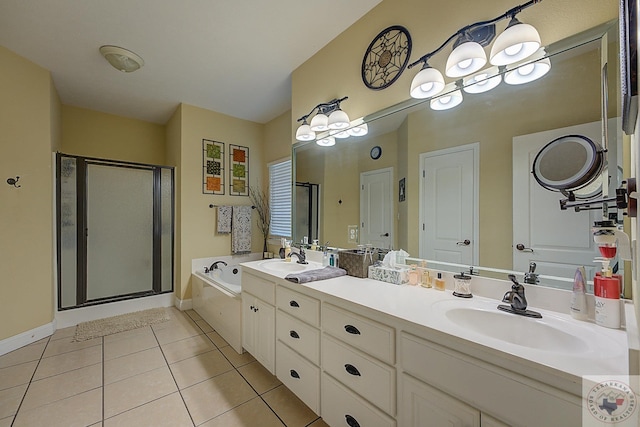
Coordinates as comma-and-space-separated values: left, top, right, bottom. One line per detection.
258, 259, 310, 273
430, 297, 625, 357
444, 307, 589, 353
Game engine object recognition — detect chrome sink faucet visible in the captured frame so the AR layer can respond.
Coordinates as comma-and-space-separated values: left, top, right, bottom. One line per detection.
288, 248, 308, 264
204, 260, 227, 273
497, 274, 542, 318
523, 262, 539, 285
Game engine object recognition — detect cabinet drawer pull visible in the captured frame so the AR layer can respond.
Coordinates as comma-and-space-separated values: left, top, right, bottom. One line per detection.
249, 305, 254, 310
289, 330, 300, 339
289, 300, 300, 308
344, 363, 361, 376
290, 369, 300, 379
344, 324, 361, 335
345, 414, 360, 427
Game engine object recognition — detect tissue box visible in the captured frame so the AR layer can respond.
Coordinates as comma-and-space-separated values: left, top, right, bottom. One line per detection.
368, 265, 410, 285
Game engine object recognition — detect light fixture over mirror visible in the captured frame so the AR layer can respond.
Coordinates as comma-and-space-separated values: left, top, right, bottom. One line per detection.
408, 0, 546, 104
295, 97, 369, 146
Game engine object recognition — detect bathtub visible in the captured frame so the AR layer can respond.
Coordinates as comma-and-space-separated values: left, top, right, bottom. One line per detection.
192, 264, 243, 353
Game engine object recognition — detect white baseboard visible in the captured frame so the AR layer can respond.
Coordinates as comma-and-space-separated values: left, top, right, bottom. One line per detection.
174, 297, 192, 311
55, 293, 175, 329
0, 321, 56, 357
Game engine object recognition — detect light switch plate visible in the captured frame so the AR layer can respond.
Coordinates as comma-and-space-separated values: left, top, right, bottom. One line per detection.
348, 225, 359, 243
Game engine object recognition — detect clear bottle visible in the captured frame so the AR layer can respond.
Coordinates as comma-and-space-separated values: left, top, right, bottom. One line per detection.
322, 251, 329, 266
284, 241, 291, 262
408, 265, 419, 285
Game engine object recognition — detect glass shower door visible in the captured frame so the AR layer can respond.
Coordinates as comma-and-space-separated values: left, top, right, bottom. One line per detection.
86, 163, 154, 300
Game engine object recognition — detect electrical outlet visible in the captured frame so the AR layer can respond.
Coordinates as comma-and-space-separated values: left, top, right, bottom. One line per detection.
348, 225, 359, 243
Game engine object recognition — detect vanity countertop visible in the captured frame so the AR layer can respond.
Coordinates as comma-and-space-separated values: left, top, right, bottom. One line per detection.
241, 259, 633, 391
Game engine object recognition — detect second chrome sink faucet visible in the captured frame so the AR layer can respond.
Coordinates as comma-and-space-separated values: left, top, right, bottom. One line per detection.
498, 274, 542, 318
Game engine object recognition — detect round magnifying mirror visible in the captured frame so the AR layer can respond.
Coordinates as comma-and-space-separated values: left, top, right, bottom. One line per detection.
532, 134, 605, 198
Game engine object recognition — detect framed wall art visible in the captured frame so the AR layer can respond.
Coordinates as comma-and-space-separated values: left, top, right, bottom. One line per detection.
229, 144, 250, 196
203, 139, 225, 195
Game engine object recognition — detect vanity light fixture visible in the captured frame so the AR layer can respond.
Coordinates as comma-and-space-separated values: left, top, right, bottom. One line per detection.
296, 97, 369, 145
463, 66, 502, 94
504, 50, 551, 85
99, 45, 145, 73
408, 0, 543, 100
430, 84, 464, 111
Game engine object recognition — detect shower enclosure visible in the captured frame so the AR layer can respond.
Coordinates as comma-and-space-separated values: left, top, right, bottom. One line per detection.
294, 182, 320, 245
56, 153, 174, 309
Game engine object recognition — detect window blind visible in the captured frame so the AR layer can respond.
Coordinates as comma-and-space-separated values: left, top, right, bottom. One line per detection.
269, 159, 291, 237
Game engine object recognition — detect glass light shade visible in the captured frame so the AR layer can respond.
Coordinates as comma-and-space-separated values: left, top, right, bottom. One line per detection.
328, 109, 350, 129
310, 113, 329, 131
410, 66, 445, 99
430, 88, 463, 110
316, 136, 336, 147
295, 124, 316, 141
332, 129, 351, 139
504, 57, 551, 85
348, 123, 369, 137
445, 41, 487, 77
489, 22, 541, 66
463, 66, 502, 94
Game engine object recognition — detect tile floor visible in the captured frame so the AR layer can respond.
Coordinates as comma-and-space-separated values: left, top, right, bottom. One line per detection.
0, 308, 329, 427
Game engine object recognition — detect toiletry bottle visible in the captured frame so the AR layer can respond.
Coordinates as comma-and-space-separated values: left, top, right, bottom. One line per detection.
593, 259, 621, 329
322, 251, 329, 266
434, 273, 446, 291
408, 265, 418, 285
570, 266, 588, 321
311, 239, 318, 251
284, 241, 291, 262
329, 253, 335, 267
419, 261, 431, 288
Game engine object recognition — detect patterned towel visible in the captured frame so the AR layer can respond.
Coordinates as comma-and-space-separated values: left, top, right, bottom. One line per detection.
232, 205, 252, 254
285, 266, 347, 284
217, 206, 232, 234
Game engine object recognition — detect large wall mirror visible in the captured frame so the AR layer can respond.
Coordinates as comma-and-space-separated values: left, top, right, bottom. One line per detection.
293, 19, 630, 294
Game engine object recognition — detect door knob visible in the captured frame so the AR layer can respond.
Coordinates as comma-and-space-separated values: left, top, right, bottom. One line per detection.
456, 239, 471, 246
516, 243, 534, 252
380, 232, 389, 237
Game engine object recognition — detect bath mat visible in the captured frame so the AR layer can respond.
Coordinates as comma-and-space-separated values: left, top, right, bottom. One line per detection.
73, 307, 170, 342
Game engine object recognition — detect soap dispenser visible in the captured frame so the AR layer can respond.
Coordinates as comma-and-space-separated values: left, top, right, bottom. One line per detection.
593, 258, 621, 329
284, 240, 292, 262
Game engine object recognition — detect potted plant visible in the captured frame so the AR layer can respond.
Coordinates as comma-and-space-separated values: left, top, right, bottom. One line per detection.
249, 185, 270, 257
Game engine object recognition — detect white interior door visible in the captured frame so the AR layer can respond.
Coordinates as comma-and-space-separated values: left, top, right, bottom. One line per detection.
420, 144, 478, 265
512, 121, 603, 288
360, 167, 393, 248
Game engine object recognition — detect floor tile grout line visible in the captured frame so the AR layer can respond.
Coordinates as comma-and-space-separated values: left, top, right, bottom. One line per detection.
10, 336, 50, 427
152, 317, 197, 427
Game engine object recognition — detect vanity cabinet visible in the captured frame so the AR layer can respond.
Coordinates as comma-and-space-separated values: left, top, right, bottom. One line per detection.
400, 373, 480, 427
242, 272, 276, 373
321, 303, 397, 422
275, 286, 321, 413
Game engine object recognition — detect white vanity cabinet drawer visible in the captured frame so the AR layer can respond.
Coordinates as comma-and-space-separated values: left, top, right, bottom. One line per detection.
322, 334, 396, 416
242, 271, 275, 305
322, 303, 395, 364
276, 286, 320, 327
276, 310, 320, 365
276, 340, 320, 414
321, 373, 396, 427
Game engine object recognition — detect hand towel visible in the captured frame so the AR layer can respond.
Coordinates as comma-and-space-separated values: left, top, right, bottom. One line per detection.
285, 266, 347, 284
217, 206, 232, 234
231, 205, 252, 254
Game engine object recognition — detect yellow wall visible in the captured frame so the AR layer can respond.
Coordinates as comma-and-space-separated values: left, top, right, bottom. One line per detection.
0, 46, 58, 340
291, 0, 616, 129
172, 103, 266, 302
291, 0, 615, 264
61, 105, 166, 165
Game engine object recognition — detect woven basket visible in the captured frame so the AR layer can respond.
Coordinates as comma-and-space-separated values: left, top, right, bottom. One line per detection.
338, 249, 378, 278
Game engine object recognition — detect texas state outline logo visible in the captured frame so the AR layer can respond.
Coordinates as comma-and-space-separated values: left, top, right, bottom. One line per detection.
586, 379, 637, 424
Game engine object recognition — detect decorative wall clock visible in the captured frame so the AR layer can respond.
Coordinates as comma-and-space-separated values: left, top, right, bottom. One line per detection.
361, 25, 412, 90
